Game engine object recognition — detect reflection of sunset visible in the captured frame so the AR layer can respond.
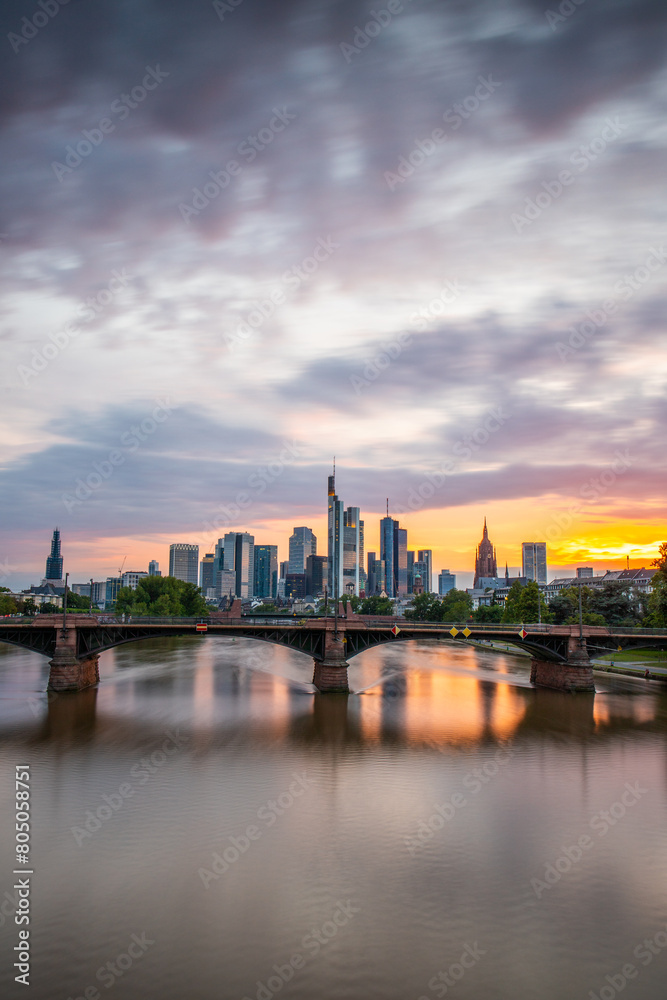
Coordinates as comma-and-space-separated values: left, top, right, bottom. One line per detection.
359, 670, 525, 746
593, 694, 658, 727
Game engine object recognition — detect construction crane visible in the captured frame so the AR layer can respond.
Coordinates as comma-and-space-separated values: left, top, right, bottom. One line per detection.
118, 556, 127, 579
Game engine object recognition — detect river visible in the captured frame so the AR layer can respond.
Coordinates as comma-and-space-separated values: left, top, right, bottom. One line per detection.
1, 636, 666, 1000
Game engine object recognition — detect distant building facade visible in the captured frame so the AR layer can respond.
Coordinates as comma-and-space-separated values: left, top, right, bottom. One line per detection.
522, 542, 548, 585
289, 527, 317, 575
438, 570, 456, 595
169, 543, 199, 585
254, 545, 278, 599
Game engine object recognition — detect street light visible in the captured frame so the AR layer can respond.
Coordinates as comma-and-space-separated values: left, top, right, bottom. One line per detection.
62, 572, 69, 632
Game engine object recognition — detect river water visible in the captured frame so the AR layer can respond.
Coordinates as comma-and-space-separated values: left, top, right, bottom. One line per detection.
1, 636, 666, 1000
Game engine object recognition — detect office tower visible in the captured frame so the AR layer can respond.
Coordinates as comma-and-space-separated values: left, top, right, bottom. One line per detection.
380, 516, 396, 597
91, 581, 106, 607
367, 553, 387, 595
254, 545, 278, 599
577, 567, 593, 579
121, 571, 148, 590
522, 542, 548, 585
289, 527, 317, 574
200, 553, 216, 592
327, 466, 344, 599
223, 533, 254, 599
148, 560, 161, 577
169, 543, 199, 584
105, 577, 122, 606
395, 526, 408, 597
45, 528, 63, 582
417, 550, 433, 593
343, 506, 364, 595
474, 518, 497, 587
407, 550, 415, 593
438, 570, 456, 595
306, 554, 328, 596
218, 570, 237, 599
285, 574, 306, 600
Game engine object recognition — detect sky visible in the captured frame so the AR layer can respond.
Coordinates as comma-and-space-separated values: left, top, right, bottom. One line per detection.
1, 0, 666, 591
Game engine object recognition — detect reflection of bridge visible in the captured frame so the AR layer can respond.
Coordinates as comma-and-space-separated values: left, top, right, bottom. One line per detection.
0, 615, 665, 693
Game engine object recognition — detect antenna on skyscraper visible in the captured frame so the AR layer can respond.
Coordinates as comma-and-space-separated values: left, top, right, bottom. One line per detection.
386, 498, 389, 516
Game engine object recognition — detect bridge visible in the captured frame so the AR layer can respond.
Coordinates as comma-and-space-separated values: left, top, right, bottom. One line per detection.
0, 612, 665, 693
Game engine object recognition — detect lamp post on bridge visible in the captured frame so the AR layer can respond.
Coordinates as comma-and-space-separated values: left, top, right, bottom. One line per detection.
61, 572, 69, 633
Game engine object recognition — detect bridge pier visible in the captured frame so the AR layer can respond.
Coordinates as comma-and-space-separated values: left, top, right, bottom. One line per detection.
48, 626, 99, 692
312, 631, 349, 693
530, 637, 595, 693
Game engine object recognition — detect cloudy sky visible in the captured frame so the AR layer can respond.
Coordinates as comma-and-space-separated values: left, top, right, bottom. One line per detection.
1, 0, 666, 590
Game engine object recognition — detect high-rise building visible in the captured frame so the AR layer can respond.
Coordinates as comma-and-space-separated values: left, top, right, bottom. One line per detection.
91, 581, 106, 607
407, 550, 415, 593
327, 466, 344, 599
343, 506, 364, 595
121, 571, 148, 590
438, 570, 456, 595
379, 517, 408, 597
148, 560, 161, 577
417, 550, 433, 593
289, 527, 317, 574
218, 570, 237, 599
223, 533, 254, 599
380, 517, 396, 597
200, 553, 216, 592
285, 574, 306, 600
367, 553, 386, 595
45, 528, 63, 582
522, 542, 548, 585
577, 567, 593, 578
105, 577, 122, 606
169, 543, 199, 585
254, 545, 278, 599
305, 554, 328, 596
474, 518, 497, 588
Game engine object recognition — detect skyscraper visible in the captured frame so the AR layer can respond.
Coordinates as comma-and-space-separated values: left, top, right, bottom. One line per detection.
327, 465, 344, 599
417, 550, 433, 593
343, 506, 364, 595
522, 542, 548, 585
45, 528, 63, 582
289, 527, 317, 574
305, 554, 328, 596
254, 545, 278, 599
380, 516, 396, 597
438, 570, 456, 595
474, 518, 497, 587
169, 543, 199, 584
200, 553, 216, 592
223, 532, 254, 599
148, 560, 161, 577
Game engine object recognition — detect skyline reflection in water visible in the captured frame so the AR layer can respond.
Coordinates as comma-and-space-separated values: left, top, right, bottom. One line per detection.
1, 636, 666, 1000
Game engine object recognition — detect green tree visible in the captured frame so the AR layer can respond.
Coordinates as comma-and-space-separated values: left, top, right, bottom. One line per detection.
473, 603, 504, 623
590, 582, 641, 626
502, 580, 524, 623
358, 595, 395, 615
39, 602, 61, 614
514, 581, 553, 623
644, 543, 667, 626
114, 576, 209, 617
440, 588, 473, 622
404, 593, 442, 621
0, 593, 17, 615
